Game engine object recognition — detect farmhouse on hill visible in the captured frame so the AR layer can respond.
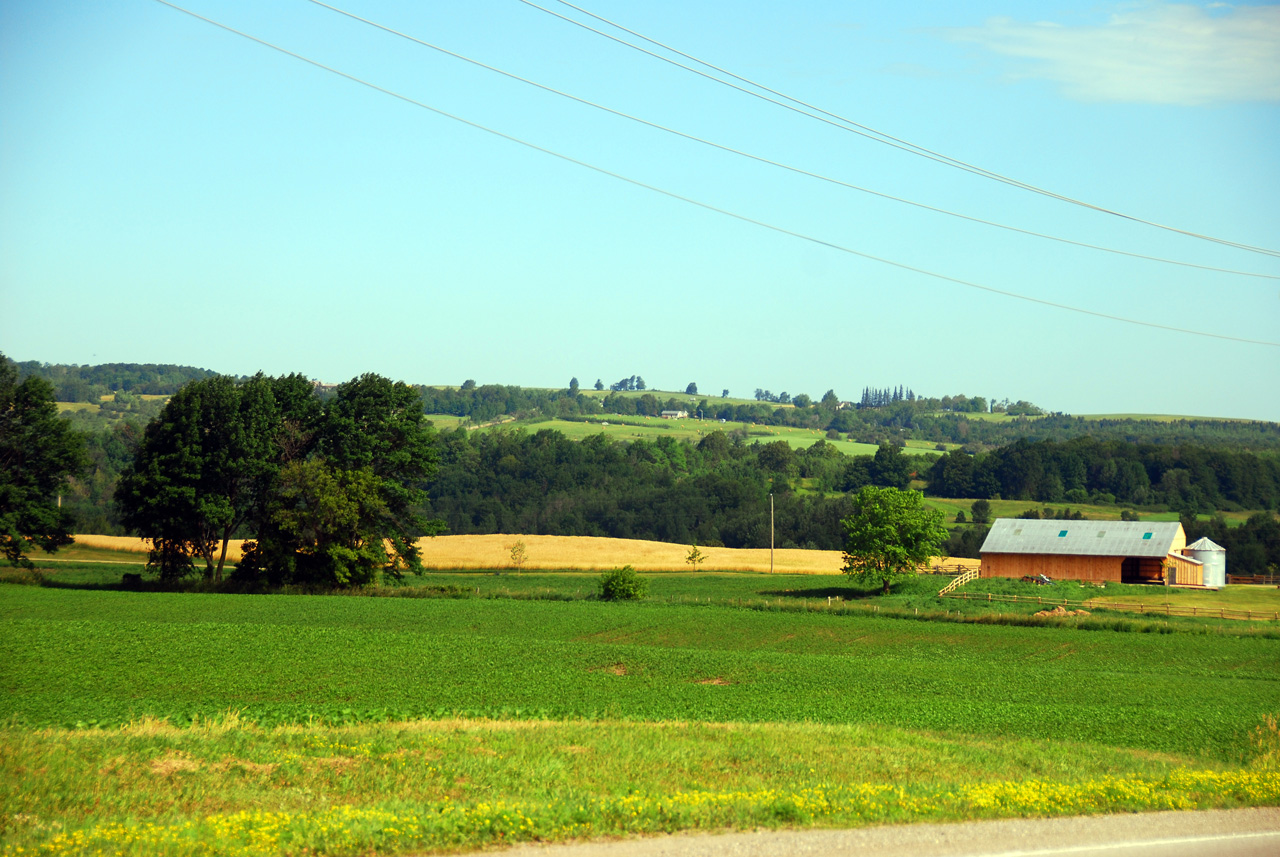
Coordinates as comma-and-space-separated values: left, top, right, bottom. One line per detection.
660, 409, 689, 419
978, 519, 1211, 586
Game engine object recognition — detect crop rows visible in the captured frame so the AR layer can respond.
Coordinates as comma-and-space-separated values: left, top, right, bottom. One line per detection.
2, 587, 1277, 761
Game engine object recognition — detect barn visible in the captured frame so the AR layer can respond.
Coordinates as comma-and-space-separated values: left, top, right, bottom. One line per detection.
979, 519, 1206, 585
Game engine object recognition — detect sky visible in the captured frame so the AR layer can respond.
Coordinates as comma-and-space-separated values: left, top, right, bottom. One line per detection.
2, 0, 1278, 419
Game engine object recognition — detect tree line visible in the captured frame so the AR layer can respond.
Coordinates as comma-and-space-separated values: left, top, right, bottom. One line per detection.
424, 430, 929, 551
926, 437, 1280, 513
15, 361, 217, 403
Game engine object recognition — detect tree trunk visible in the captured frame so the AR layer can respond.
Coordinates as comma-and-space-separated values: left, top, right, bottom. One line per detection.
882, 577, 891, 595
215, 523, 237, 583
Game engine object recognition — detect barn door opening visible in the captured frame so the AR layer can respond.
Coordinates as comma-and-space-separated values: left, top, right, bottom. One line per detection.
1121, 557, 1141, 583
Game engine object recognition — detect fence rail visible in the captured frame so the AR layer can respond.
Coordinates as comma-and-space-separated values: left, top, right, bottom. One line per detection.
937, 566, 981, 596
1227, 574, 1280, 586
939, 590, 1278, 622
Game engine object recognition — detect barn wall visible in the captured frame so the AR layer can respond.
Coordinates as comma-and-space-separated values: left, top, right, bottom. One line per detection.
981, 554, 1123, 582
1167, 553, 1203, 586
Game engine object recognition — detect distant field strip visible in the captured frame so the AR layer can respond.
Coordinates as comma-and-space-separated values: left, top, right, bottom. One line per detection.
417, 534, 846, 573
64, 534, 979, 574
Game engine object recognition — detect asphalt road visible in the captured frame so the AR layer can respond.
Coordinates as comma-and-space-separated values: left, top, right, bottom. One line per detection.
494, 808, 1280, 857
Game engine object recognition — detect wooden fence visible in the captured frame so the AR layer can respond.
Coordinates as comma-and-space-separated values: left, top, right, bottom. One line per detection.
1227, 574, 1280, 586
937, 566, 981, 595
939, 590, 1279, 622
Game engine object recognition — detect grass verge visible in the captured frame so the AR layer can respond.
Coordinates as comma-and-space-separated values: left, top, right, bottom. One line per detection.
2, 717, 1277, 857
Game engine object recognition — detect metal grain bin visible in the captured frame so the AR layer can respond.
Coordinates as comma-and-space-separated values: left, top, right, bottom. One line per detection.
1184, 537, 1226, 588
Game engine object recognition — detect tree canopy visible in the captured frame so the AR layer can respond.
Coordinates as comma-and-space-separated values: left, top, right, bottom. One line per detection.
0, 354, 87, 567
118, 372, 440, 585
840, 486, 946, 594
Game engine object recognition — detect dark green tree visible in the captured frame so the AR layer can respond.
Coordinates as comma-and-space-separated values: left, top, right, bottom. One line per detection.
238, 460, 396, 587
970, 499, 991, 524
243, 374, 442, 585
869, 443, 912, 490
686, 382, 698, 395
0, 354, 87, 567
116, 375, 300, 581
840, 486, 946, 594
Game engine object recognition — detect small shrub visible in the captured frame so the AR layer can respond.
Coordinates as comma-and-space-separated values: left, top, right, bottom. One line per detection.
508, 540, 527, 569
596, 565, 648, 601
686, 543, 706, 566
955, 511, 966, 523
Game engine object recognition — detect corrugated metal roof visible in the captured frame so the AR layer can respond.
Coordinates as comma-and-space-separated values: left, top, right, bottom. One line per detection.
980, 519, 1183, 558
1185, 537, 1226, 552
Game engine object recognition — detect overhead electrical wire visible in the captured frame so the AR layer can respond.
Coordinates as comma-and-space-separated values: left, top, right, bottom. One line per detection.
149, 0, 1280, 348
522, 0, 1280, 261
304, 0, 1278, 283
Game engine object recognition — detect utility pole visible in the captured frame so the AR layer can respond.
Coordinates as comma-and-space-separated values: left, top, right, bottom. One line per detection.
770, 492, 774, 574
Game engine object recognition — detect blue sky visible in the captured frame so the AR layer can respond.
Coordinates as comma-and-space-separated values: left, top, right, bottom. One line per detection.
2, 1, 1278, 418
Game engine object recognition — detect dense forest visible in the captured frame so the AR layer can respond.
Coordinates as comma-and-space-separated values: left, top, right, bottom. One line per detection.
425, 430, 921, 551
18, 362, 1280, 572
15, 361, 217, 402
927, 438, 1280, 512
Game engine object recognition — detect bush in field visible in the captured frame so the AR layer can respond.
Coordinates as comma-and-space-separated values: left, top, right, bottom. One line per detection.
597, 565, 648, 601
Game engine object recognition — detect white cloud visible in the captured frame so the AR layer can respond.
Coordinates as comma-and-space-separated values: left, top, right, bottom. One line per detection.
940, 3, 1280, 105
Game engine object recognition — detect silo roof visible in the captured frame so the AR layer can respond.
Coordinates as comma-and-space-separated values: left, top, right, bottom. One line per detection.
980, 519, 1183, 558
1185, 537, 1226, 552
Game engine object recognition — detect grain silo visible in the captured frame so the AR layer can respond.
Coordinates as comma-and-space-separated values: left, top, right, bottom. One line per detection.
1183, 537, 1227, 588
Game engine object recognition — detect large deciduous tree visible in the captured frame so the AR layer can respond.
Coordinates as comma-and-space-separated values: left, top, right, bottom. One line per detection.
0, 353, 87, 567
240, 374, 442, 585
116, 373, 321, 581
118, 371, 440, 586
840, 486, 946, 594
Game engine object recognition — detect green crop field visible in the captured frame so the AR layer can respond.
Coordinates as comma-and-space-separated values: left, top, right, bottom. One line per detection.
2, 575, 1278, 856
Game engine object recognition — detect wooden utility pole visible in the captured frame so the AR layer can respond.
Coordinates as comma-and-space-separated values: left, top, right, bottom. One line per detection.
770, 492, 774, 574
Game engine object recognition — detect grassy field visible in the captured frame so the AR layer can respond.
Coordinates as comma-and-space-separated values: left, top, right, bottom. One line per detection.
579, 388, 770, 408
1, 579, 1278, 856
925, 498, 1269, 529
1077, 413, 1252, 422
466, 415, 950, 458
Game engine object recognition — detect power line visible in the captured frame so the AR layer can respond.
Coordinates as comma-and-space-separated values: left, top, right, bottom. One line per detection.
523, 0, 1280, 260
149, 0, 1280, 349
304, 0, 1278, 283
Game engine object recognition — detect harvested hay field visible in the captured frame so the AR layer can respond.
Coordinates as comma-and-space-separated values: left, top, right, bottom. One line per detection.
69, 535, 247, 561
68, 533, 970, 575
416, 534, 845, 574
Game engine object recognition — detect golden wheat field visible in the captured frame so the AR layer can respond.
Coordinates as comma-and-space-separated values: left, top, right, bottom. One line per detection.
68, 533, 972, 575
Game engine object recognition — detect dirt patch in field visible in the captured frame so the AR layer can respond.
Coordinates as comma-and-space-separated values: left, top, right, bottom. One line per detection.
212, 758, 278, 776
590, 662, 629, 676
311, 756, 357, 771
694, 677, 733, 686
150, 753, 202, 776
